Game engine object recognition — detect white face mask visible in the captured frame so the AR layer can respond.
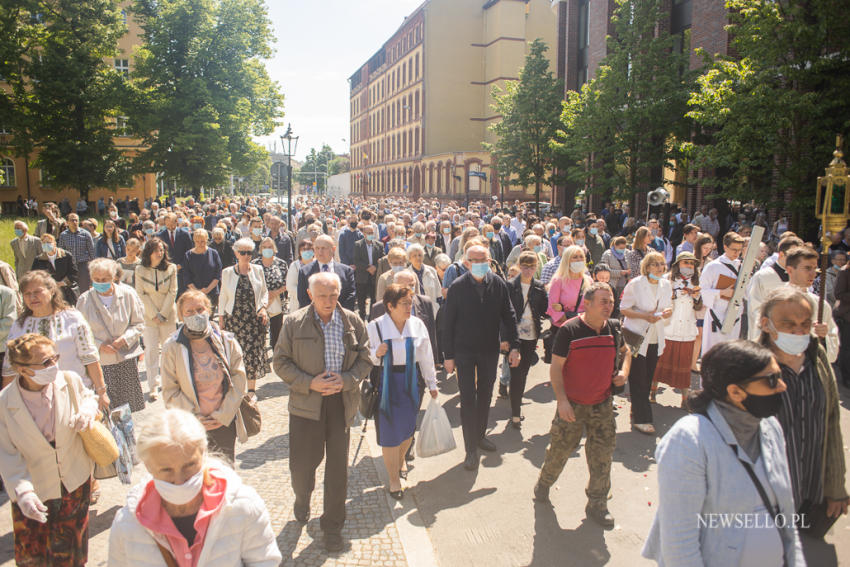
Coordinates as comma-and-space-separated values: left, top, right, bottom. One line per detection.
569, 260, 586, 273
769, 320, 810, 355
153, 469, 204, 505
30, 364, 59, 386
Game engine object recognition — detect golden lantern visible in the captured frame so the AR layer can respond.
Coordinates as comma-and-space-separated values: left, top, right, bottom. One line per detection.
814, 135, 850, 322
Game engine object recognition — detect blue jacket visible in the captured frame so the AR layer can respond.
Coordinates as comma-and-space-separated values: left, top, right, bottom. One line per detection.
95, 235, 126, 259
642, 401, 804, 567
296, 260, 356, 312
156, 228, 192, 266
337, 228, 363, 266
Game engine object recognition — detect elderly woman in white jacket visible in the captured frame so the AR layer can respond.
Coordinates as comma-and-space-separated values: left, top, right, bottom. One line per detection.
406, 244, 442, 311
620, 251, 673, 435
108, 408, 281, 567
0, 334, 98, 566
77, 257, 146, 412
218, 238, 268, 396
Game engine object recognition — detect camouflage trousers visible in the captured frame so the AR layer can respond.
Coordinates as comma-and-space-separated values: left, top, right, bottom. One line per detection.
538, 398, 616, 509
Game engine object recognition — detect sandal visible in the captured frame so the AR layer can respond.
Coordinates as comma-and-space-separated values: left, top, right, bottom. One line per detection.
633, 423, 656, 435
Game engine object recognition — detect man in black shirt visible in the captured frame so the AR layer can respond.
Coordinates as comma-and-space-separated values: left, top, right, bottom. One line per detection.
443, 245, 519, 470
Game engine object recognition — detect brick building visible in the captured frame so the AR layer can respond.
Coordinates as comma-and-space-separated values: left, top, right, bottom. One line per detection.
348, 0, 559, 202
555, 0, 730, 215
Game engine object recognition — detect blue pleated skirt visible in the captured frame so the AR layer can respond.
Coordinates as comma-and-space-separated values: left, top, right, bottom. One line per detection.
375, 369, 419, 447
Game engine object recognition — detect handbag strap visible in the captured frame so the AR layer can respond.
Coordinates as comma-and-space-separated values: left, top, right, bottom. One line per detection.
63, 372, 79, 414
156, 542, 179, 567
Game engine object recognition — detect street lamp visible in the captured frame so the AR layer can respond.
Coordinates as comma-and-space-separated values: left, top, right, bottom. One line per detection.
280, 124, 299, 231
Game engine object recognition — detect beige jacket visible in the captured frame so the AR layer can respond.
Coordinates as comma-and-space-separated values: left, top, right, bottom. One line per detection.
219, 264, 268, 317
160, 326, 249, 441
134, 264, 178, 324
76, 284, 145, 366
273, 305, 371, 426
11, 234, 42, 281
0, 371, 95, 502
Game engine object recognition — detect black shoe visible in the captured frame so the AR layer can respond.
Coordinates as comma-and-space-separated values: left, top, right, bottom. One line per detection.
533, 482, 550, 503
510, 418, 522, 430
294, 500, 309, 523
405, 451, 415, 463
585, 504, 615, 528
388, 488, 404, 500
324, 532, 344, 552
498, 384, 508, 399
477, 437, 497, 452
463, 452, 479, 471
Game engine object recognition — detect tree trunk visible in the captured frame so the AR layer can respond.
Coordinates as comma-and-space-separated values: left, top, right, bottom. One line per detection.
535, 181, 541, 218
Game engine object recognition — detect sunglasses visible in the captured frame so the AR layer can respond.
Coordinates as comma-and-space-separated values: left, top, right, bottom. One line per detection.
19, 354, 60, 368
742, 372, 781, 389
237, 250, 252, 256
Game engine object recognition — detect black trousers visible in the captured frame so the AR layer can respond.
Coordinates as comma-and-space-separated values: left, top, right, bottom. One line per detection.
355, 279, 376, 318
289, 393, 349, 534
629, 343, 659, 424
269, 313, 283, 353
207, 420, 237, 463
509, 339, 537, 418
455, 352, 499, 454
836, 319, 850, 385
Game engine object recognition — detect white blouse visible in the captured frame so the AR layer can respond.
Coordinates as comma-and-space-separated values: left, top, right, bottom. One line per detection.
366, 314, 437, 391
621, 275, 673, 357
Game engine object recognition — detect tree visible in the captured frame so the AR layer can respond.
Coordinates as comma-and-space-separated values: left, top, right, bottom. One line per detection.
485, 39, 564, 217
328, 155, 350, 176
687, 0, 850, 219
0, 0, 132, 199
554, 0, 695, 210
297, 144, 335, 194
129, 0, 284, 198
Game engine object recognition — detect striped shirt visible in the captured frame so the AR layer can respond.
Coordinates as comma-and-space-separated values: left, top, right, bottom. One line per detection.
541, 255, 561, 285
315, 308, 345, 373
777, 356, 825, 509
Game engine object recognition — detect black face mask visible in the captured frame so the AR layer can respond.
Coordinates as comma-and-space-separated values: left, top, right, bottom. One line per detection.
741, 391, 783, 418
349, 222, 357, 229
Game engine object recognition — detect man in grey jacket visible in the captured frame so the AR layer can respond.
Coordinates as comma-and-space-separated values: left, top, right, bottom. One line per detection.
273, 271, 372, 552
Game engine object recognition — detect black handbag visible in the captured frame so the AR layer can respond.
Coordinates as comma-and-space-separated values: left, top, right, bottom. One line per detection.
360, 323, 383, 420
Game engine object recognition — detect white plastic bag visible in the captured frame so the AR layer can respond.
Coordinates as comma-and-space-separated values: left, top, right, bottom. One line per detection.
416, 398, 456, 458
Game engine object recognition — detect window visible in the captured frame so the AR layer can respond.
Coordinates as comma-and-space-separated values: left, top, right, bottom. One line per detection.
0, 158, 15, 187
114, 58, 129, 77
116, 115, 130, 136
575, 0, 590, 89
415, 54, 420, 79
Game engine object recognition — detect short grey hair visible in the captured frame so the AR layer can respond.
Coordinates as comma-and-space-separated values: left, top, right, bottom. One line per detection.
308, 271, 341, 293
89, 257, 119, 279
233, 237, 255, 252
464, 244, 490, 261
137, 408, 208, 464
394, 269, 421, 294
434, 253, 452, 270
407, 243, 425, 256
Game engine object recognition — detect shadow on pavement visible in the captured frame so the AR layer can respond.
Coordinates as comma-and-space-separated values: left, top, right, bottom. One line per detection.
612, 431, 656, 473
277, 519, 304, 563
89, 505, 122, 538
256, 379, 288, 400
529, 501, 610, 566
237, 434, 289, 470
408, 462, 496, 528
524, 381, 554, 404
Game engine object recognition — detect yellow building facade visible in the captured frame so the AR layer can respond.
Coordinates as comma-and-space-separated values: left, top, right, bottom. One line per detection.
349, 0, 558, 202
0, 2, 157, 212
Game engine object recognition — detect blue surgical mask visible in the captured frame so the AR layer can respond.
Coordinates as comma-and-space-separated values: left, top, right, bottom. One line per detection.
145, 228, 154, 235
301, 250, 314, 261
13, 229, 23, 238
612, 247, 625, 258
391, 265, 405, 273
589, 227, 598, 236
261, 248, 274, 258
469, 262, 490, 279
366, 234, 376, 241
92, 281, 112, 294
414, 233, 422, 239
252, 227, 263, 236
534, 245, 543, 253
42, 243, 55, 254
648, 273, 662, 281
575, 239, 585, 247
193, 223, 202, 230
486, 232, 495, 240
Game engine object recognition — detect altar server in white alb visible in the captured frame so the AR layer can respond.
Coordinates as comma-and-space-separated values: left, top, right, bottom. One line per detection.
746, 235, 803, 340
700, 232, 746, 354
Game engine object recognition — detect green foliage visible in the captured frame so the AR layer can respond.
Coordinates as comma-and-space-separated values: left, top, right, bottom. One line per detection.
485, 39, 564, 213
129, 0, 284, 197
296, 144, 336, 193
554, 0, 695, 202
687, 0, 850, 213
328, 155, 350, 177
0, 0, 133, 198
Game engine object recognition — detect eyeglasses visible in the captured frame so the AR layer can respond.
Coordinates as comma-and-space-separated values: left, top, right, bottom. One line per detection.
742, 372, 781, 389
18, 354, 60, 368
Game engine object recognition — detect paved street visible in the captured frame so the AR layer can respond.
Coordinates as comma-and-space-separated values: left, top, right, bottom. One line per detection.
1, 357, 849, 566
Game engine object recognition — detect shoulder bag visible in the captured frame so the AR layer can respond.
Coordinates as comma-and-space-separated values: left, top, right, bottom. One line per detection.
64, 373, 119, 467
360, 322, 383, 420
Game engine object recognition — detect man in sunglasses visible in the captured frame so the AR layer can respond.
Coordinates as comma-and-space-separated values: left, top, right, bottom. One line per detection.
759, 286, 848, 553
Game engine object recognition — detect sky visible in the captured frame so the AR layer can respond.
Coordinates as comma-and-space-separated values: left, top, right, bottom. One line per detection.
255, 0, 425, 161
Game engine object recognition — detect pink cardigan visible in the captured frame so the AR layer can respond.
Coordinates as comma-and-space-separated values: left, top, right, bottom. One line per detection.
547, 276, 588, 327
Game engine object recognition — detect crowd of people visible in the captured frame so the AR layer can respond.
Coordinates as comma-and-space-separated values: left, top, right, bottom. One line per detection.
0, 193, 846, 565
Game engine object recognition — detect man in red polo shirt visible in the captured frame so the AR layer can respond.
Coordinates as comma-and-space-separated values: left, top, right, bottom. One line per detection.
533, 282, 630, 528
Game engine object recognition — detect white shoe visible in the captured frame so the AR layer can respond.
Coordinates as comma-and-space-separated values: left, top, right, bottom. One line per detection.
633, 423, 655, 435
